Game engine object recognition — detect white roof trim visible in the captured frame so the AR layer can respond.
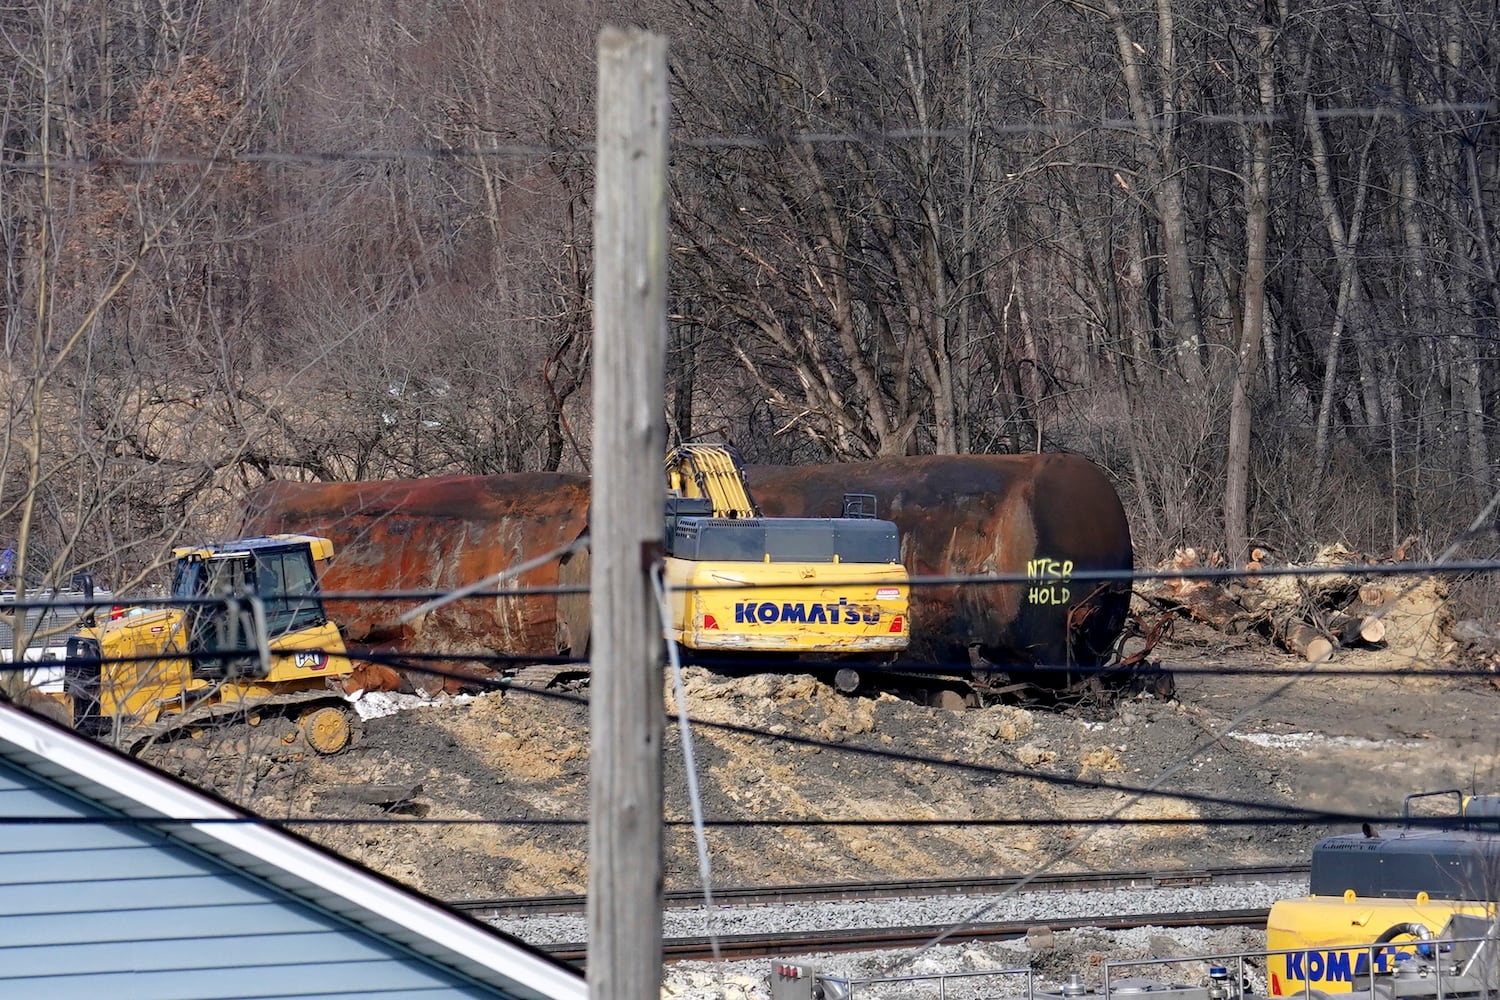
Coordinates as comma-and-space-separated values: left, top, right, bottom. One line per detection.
0, 702, 587, 1000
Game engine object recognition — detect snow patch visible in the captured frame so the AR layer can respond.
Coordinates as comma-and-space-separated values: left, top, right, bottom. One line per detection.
347, 689, 477, 721
1230, 731, 1414, 750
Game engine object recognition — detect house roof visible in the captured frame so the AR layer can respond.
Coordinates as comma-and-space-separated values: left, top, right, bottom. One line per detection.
0, 701, 588, 1000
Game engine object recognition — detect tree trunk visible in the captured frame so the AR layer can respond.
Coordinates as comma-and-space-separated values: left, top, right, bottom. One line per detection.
1099, 0, 1205, 382
1224, 14, 1274, 564
1441, 13, 1495, 499
1302, 72, 1376, 481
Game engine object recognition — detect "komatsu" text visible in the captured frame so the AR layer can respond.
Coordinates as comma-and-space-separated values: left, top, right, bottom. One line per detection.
734, 597, 881, 625
1282, 947, 1411, 983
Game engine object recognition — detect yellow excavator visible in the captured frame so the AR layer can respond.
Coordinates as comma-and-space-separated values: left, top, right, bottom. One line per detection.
662, 444, 909, 658
62, 534, 360, 755
1265, 790, 1500, 996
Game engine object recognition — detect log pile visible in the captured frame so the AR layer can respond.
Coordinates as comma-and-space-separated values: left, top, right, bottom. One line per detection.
1137, 543, 1440, 665
1449, 620, 1500, 684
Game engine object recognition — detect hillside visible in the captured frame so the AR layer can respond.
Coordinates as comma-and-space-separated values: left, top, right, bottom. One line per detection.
139, 619, 1500, 903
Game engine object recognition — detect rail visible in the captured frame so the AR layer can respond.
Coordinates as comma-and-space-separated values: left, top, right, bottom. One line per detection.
450, 862, 1308, 919
544, 906, 1269, 965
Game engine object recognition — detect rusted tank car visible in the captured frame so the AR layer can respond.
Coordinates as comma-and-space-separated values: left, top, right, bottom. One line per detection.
744, 453, 1133, 676
241, 475, 592, 660
240, 453, 1133, 686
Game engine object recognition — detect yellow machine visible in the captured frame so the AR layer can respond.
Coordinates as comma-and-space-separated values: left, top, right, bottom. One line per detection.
1266, 790, 1500, 995
62, 534, 359, 755
662, 444, 909, 656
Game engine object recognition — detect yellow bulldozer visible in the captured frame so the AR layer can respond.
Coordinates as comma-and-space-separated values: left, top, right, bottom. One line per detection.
662, 444, 910, 661
62, 534, 360, 756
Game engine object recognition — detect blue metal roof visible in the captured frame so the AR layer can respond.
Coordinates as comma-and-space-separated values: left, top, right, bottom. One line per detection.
0, 704, 587, 1000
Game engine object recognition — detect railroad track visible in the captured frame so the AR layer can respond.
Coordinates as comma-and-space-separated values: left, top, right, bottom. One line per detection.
456, 863, 1306, 965
546, 906, 1271, 965
450, 862, 1307, 919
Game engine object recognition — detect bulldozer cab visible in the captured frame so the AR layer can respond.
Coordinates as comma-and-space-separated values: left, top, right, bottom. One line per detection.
172, 536, 331, 671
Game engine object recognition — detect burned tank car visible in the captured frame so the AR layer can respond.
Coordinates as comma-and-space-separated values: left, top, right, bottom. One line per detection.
240, 474, 592, 658
743, 453, 1133, 677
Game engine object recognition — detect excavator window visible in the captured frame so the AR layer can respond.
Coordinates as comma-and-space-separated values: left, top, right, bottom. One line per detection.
673, 517, 900, 564
170, 558, 206, 603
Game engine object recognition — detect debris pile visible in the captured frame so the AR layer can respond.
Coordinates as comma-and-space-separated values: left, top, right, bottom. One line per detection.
1137, 543, 1452, 666
1449, 620, 1500, 683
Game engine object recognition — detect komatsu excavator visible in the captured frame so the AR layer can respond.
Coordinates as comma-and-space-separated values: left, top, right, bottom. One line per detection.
662, 444, 909, 658
62, 534, 359, 755
1266, 789, 1500, 996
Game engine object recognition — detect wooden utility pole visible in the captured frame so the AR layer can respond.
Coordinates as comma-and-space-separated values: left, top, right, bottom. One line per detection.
587, 26, 669, 1000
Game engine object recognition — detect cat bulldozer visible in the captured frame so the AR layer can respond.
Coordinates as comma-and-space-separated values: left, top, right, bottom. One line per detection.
662, 444, 909, 664
61, 534, 360, 756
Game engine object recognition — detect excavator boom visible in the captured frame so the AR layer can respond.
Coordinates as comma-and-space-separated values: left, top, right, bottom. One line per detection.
665, 444, 761, 519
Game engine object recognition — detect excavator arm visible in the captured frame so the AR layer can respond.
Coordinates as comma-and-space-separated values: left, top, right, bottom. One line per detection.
665, 444, 761, 519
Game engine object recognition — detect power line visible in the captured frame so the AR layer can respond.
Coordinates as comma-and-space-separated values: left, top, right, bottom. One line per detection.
2, 101, 1493, 174
0, 810, 1451, 829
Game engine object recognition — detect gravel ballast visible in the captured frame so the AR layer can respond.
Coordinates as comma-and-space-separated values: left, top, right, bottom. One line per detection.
496, 878, 1308, 999
493, 878, 1308, 944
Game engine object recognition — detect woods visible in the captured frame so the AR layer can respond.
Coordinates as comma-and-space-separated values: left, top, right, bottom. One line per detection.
3, 0, 1498, 591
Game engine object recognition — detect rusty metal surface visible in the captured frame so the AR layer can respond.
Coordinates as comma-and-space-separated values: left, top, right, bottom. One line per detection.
239, 454, 1132, 680
241, 475, 591, 658
743, 454, 1133, 673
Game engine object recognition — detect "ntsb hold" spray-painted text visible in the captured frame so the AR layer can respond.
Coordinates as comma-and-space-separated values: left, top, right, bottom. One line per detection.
1026, 558, 1074, 605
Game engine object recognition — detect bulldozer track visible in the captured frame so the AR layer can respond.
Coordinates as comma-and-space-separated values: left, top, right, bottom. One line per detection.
120, 688, 356, 756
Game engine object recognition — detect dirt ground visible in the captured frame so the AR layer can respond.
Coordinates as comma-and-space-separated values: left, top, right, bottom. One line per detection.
138, 610, 1500, 904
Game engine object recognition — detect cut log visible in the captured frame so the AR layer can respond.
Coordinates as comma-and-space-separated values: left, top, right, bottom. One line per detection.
1304, 636, 1335, 663
1140, 579, 1256, 634
1358, 583, 1388, 607
1327, 610, 1387, 647
1274, 619, 1336, 662
1185, 586, 1258, 634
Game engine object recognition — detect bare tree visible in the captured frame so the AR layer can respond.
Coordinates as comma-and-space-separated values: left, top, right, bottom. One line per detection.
670, 0, 1026, 460
1224, 4, 1277, 564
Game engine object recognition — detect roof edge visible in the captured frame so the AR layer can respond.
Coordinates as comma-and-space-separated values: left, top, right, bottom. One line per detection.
0, 701, 587, 1000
